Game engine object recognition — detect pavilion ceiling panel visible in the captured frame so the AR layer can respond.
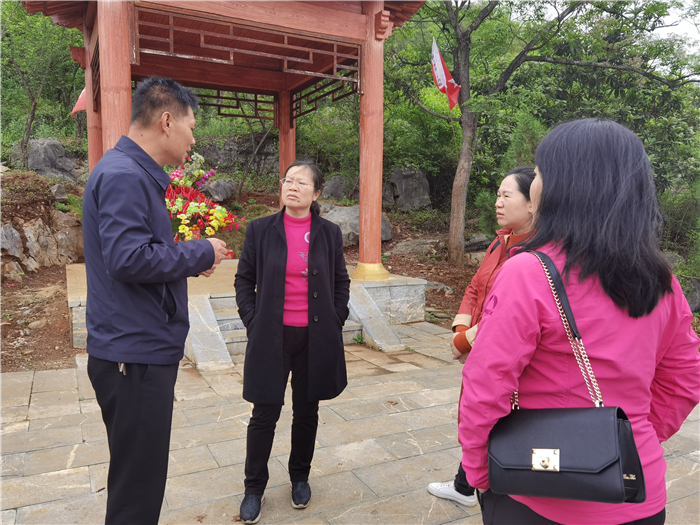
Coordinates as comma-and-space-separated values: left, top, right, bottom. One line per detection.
132, 4, 360, 94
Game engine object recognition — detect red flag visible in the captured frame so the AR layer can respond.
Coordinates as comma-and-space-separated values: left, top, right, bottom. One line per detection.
71, 87, 87, 117
431, 38, 461, 110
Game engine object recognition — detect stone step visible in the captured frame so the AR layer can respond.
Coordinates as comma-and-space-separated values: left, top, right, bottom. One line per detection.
222, 329, 247, 344
218, 318, 244, 331
209, 297, 237, 312
215, 309, 240, 321
226, 341, 247, 356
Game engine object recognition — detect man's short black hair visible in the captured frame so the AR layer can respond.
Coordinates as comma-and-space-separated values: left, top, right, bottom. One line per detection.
131, 77, 199, 126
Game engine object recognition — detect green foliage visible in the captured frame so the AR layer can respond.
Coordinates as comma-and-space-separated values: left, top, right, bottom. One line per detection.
54, 202, 69, 212
499, 112, 548, 170
1, 1, 85, 155
247, 198, 257, 205
67, 194, 82, 219
337, 197, 357, 207
244, 204, 275, 220
474, 190, 499, 236
228, 201, 243, 213
352, 333, 364, 345
659, 179, 700, 277
296, 98, 360, 182
59, 138, 88, 160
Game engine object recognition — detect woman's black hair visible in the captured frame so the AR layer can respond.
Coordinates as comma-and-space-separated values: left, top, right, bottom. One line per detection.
504, 166, 536, 201
522, 119, 672, 318
284, 161, 324, 215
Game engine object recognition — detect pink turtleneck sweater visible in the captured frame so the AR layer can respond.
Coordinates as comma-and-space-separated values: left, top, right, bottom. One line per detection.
283, 212, 311, 327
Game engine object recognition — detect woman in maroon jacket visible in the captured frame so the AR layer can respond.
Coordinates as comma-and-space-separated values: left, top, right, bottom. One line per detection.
428, 166, 536, 507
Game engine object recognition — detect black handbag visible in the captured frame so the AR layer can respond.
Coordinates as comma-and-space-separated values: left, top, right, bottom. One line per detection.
487, 251, 646, 504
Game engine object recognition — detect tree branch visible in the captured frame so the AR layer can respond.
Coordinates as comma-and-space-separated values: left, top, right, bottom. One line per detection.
464, 1, 499, 37
488, 1, 585, 95
522, 56, 699, 87
409, 95, 460, 122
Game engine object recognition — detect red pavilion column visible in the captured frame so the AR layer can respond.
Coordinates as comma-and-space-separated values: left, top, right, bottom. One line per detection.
83, 16, 103, 174
354, 1, 392, 280
278, 90, 296, 180
97, 0, 132, 152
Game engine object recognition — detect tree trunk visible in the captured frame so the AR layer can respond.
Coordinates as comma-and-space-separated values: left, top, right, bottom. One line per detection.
20, 100, 38, 169
235, 124, 272, 197
447, 111, 477, 267
75, 111, 87, 139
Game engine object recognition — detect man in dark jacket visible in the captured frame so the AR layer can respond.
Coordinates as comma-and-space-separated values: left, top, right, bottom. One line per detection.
82, 77, 228, 525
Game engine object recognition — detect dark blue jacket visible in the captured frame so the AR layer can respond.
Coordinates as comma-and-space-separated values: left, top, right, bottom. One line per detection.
82, 136, 214, 365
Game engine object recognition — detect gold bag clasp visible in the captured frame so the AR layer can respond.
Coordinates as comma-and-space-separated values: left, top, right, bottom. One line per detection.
532, 448, 560, 472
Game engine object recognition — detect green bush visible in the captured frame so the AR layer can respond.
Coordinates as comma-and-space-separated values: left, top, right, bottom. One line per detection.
659, 181, 700, 261
474, 190, 499, 235
67, 194, 82, 219
386, 207, 450, 233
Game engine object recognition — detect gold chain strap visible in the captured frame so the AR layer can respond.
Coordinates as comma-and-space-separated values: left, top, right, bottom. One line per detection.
512, 253, 604, 409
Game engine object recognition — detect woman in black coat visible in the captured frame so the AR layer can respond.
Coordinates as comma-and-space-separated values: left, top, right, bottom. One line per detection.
234, 161, 350, 524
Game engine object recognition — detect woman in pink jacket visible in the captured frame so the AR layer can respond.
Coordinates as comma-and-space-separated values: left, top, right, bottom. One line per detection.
459, 119, 700, 525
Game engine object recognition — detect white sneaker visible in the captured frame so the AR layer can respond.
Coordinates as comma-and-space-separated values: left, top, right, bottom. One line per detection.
427, 481, 477, 507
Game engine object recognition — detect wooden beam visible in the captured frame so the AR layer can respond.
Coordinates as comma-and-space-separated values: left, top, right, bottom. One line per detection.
69, 46, 86, 69
131, 53, 286, 93
142, 0, 366, 42
84, 1, 97, 30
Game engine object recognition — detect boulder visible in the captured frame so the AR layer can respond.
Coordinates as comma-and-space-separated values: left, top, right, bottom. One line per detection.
201, 179, 237, 202
321, 176, 347, 201
318, 203, 392, 246
50, 208, 83, 264
681, 277, 700, 313
1, 224, 23, 259
27, 139, 78, 181
50, 183, 69, 203
466, 251, 486, 268
392, 239, 439, 255
22, 218, 59, 267
386, 168, 431, 210
0, 210, 83, 280
464, 233, 493, 253
1, 260, 23, 282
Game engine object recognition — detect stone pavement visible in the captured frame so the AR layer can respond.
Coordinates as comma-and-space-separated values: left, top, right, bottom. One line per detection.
2, 322, 699, 525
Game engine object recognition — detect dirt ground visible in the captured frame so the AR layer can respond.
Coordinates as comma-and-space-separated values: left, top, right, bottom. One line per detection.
1, 266, 75, 372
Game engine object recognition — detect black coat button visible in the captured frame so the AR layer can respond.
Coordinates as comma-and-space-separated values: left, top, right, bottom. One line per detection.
314, 316, 319, 322
312, 269, 318, 275
313, 292, 318, 298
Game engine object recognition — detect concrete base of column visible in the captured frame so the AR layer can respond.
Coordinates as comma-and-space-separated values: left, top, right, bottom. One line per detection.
352, 262, 390, 281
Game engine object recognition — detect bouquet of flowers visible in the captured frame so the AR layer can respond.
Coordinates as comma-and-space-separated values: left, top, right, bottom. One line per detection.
165, 154, 245, 257
168, 153, 216, 190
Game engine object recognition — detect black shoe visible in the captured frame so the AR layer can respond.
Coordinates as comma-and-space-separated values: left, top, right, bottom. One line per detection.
240, 494, 264, 524
291, 481, 311, 509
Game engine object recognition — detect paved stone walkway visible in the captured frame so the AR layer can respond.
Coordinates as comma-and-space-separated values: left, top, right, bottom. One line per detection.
2, 322, 698, 524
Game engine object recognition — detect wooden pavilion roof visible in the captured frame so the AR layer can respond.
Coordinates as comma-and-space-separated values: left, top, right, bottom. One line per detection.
23, 1, 424, 120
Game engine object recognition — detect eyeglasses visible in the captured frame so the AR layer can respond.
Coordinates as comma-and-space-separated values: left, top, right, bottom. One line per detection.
280, 177, 313, 189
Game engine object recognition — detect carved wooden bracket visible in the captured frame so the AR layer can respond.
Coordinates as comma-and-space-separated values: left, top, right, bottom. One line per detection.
375, 10, 393, 40
69, 46, 86, 69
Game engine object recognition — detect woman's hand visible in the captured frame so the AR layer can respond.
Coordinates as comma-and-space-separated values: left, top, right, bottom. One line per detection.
450, 332, 462, 359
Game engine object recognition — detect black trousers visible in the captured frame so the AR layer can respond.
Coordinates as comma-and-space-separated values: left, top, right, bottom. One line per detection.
478, 490, 666, 525
454, 463, 475, 496
244, 326, 319, 495
88, 355, 179, 525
